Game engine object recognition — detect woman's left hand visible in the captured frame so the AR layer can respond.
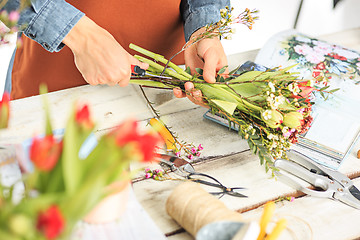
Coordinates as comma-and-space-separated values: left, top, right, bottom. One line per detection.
173, 27, 228, 107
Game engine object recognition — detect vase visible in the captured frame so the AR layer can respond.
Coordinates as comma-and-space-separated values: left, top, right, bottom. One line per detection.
83, 180, 131, 224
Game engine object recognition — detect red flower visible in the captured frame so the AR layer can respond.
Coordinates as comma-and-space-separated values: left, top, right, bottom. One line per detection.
36, 205, 65, 240
0, 92, 10, 129
110, 119, 162, 162
312, 71, 321, 78
30, 135, 63, 171
314, 62, 325, 70
75, 104, 94, 130
328, 53, 347, 61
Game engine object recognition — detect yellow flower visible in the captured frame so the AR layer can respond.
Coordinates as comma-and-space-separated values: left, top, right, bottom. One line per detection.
283, 112, 303, 129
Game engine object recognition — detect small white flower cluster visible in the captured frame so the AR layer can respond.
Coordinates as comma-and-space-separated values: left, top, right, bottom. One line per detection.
266, 92, 285, 110
262, 110, 272, 120
266, 132, 290, 159
288, 83, 300, 95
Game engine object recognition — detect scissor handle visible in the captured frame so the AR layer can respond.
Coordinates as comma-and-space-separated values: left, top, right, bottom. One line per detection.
288, 150, 352, 189
274, 159, 336, 198
131, 65, 146, 76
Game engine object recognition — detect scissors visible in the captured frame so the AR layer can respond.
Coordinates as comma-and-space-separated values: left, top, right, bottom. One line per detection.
274, 150, 360, 209
159, 153, 247, 198
131, 65, 172, 79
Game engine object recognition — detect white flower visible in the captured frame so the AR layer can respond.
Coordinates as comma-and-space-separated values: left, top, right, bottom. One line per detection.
262, 110, 272, 120
288, 83, 300, 95
274, 96, 285, 106
268, 82, 275, 92
267, 133, 275, 140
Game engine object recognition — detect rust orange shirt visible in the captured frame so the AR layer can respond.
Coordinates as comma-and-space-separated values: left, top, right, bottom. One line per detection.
11, 0, 185, 99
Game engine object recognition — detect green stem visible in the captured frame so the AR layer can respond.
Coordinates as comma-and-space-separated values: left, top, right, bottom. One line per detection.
134, 55, 189, 81
130, 44, 193, 80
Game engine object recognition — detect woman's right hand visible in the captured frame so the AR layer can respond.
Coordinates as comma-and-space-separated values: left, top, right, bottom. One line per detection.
63, 16, 148, 86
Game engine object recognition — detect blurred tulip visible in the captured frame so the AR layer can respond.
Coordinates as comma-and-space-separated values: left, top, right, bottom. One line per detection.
0, 92, 10, 129
8, 214, 32, 237
75, 104, 94, 130
110, 119, 162, 162
30, 135, 63, 171
36, 205, 65, 240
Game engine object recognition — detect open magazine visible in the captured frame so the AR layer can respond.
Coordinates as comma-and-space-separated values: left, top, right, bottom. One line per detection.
204, 29, 360, 169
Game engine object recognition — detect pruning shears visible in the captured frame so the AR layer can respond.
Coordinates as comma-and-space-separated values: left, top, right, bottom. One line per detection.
131, 65, 171, 79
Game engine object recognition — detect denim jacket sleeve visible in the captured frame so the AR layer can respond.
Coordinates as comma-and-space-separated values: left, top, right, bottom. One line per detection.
2, 0, 84, 52
180, 0, 231, 42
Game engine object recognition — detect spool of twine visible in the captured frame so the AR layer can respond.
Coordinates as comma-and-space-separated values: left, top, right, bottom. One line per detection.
166, 181, 243, 237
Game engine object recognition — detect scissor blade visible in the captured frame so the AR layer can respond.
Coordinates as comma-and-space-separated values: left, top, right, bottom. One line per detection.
226, 191, 248, 198
349, 185, 360, 201
336, 185, 360, 210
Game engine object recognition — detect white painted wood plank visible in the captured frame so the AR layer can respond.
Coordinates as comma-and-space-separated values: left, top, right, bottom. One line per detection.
133, 137, 360, 236
242, 178, 360, 240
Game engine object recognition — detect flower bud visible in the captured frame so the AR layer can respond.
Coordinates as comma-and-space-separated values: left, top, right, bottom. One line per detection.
261, 110, 283, 129
283, 112, 304, 129
9, 214, 32, 237
0, 92, 10, 129
75, 104, 94, 130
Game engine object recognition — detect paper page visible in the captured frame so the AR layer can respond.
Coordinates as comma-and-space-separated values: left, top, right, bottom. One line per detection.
255, 29, 360, 169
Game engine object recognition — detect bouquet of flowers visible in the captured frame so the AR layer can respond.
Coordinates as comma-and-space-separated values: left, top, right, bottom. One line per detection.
129, 7, 333, 172
0, 88, 162, 239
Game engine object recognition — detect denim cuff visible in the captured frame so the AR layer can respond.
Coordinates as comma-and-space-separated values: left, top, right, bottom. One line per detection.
21, 0, 84, 52
181, 0, 230, 42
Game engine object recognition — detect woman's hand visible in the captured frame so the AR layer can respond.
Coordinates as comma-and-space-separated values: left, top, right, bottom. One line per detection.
173, 27, 228, 106
63, 16, 148, 86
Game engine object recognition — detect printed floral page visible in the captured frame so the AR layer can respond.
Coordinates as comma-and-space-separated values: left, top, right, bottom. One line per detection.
255, 29, 360, 169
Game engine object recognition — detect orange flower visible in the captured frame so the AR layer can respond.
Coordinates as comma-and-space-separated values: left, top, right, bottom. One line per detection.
110, 119, 162, 162
36, 205, 65, 240
30, 135, 63, 171
298, 81, 314, 98
75, 104, 94, 130
0, 92, 10, 129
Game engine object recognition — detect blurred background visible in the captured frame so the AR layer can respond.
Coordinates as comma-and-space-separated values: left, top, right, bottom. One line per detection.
1, 0, 360, 96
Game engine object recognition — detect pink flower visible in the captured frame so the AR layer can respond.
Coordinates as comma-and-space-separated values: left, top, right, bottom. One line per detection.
8, 11, 20, 23
197, 144, 204, 151
145, 173, 152, 179
188, 154, 194, 160
191, 147, 197, 154
175, 151, 181, 157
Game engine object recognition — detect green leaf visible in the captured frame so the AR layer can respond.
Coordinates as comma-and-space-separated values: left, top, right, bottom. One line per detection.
185, 66, 191, 75
61, 109, 83, 195
320, 85, 330, 91
210, 99, 237, 115
329, 88, 340, 93
217, 65, 228, 74
196, 68, 203, 75
39, 84, 53, 136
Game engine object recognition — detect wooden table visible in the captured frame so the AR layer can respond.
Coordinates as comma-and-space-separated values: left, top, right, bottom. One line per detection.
2, 28, 360, 240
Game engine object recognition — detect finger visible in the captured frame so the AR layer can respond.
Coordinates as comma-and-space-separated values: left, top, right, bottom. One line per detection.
173, 87, 186, 98
130, 56, 149, 70
184, 82, 208, 108
202, 49, 218, 83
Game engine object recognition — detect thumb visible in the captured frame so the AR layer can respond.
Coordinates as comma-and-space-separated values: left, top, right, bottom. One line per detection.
202, 50, 217, 83
130, 56, 149, 70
